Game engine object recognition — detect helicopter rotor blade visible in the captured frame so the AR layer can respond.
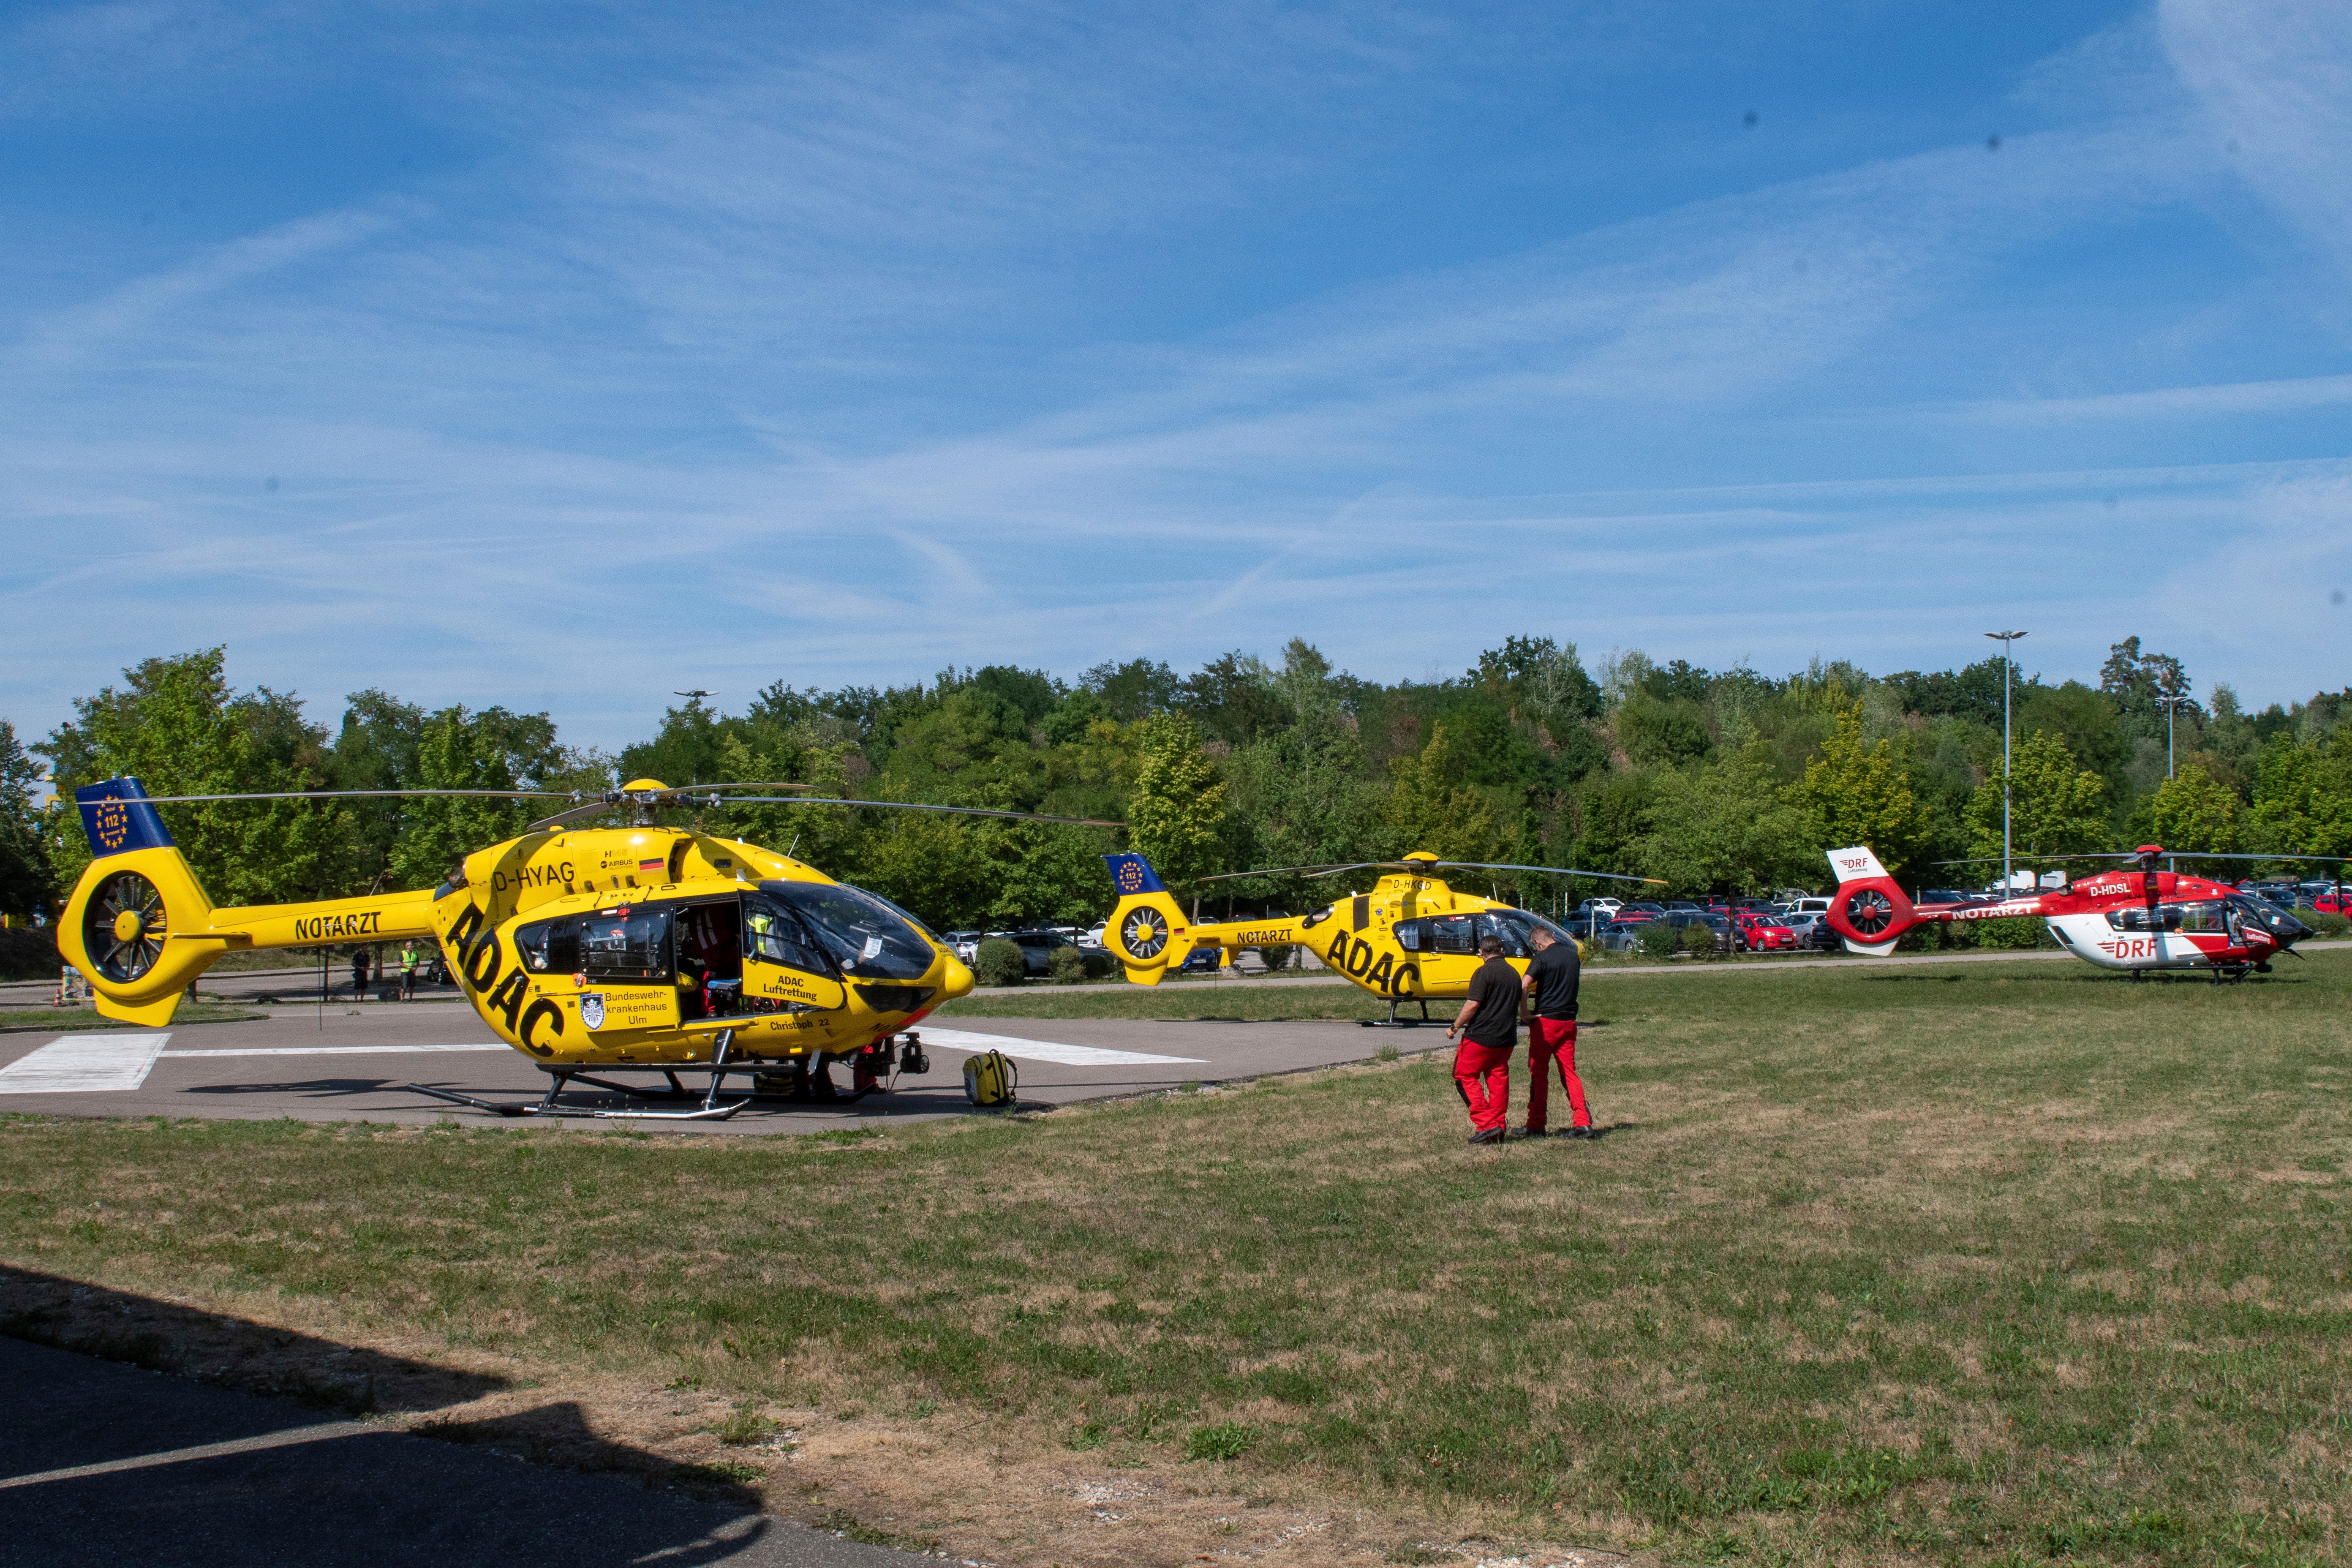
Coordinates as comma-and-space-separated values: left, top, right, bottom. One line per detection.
1193, 863, 1369, 882
681, 781, 813, 792
1196, 860, 1666, 885
98, 788, 577, 806
698, 795, 1124, 828
1421, 860, 1670, 884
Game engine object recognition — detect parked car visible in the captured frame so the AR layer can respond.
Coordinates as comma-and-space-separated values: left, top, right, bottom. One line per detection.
1735, 912, 1797, 952
1576, 897, 1623, 917
1597, 917, 1650, 953
1619, 901, 1667, 918
1179, 945, 1224, 973
1005, 928, 1079, 975
945, 930, 984, 963
1664, 911, 1734, 953
1782, 912, 1842, 951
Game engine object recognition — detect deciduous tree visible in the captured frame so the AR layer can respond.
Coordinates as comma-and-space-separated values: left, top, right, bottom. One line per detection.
1786, 703, 1928, 876
1965, 730, 2109, 862
1126, 711, 1227, 887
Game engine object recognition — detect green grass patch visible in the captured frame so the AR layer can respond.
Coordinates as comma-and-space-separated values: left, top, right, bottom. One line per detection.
0, 1004, 267, 1034
6, 955, 2352, 1563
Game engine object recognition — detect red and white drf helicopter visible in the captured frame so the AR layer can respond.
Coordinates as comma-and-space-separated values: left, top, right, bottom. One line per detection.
1820, 844, 2343, 982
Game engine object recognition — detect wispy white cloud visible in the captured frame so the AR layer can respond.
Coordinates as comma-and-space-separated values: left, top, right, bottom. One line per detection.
4, 0, 2351, 746
2161, 0, 2352, 277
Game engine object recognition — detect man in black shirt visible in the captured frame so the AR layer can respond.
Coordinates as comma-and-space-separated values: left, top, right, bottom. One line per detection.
1520, 925, 1591, 1138
1444, 934, 1523, 1144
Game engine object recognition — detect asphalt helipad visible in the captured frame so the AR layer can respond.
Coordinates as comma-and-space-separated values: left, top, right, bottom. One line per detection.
0, 1000, 1396, 1134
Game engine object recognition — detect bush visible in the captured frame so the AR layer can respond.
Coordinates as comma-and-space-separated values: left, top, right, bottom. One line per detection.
0, 925, 62, 983
972, 938, 1026, 987
1974, 915, 2044, 950
1679, 922, 1716, 959
1257, 943, 1293, 972
2308, 911, 2351, 939
1046, 946, 1089, 985
1636, 920, 1681, 959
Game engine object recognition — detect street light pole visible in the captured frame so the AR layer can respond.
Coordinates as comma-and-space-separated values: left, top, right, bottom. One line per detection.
1986, 630, 2028, 893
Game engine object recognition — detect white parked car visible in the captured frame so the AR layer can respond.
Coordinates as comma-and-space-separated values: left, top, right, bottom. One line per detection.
1081, 922, 1108, 949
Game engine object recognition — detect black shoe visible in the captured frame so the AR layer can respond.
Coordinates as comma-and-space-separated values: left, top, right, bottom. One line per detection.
1562, 1125, 1597, 1140
1469, 1127, 1505, 1145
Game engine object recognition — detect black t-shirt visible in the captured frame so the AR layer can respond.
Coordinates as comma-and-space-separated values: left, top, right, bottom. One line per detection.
1525, 939, 1580, 1020
1462, 956, 1523, 1048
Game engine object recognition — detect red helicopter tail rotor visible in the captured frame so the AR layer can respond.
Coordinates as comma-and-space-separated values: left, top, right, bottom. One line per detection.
1822, 846, 1922, 956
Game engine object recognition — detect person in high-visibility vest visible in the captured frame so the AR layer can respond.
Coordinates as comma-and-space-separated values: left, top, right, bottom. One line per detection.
400, 942, 419, 1001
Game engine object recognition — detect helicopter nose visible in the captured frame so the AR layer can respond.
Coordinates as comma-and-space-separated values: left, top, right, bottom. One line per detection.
940, 952, 976, 999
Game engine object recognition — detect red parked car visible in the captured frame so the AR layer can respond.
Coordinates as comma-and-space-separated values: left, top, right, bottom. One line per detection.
1734, 912, 1798, 952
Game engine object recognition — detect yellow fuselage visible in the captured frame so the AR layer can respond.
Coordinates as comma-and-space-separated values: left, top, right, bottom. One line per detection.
59, 827, 974, 1067
1106, 869, 1574, 998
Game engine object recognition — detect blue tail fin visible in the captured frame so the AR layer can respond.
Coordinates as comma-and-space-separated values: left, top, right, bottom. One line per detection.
77, 778, 177, 859
1103, 853, 1167, 896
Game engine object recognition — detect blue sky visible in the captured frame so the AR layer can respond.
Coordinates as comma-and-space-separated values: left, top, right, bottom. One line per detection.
3, 0, 2348, 751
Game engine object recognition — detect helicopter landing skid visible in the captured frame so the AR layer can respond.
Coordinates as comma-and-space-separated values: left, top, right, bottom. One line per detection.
406, 1032, 752, 1121
1359, 1000, 1437, 1028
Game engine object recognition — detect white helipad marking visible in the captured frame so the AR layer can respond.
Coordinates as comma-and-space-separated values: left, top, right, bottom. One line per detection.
0, 1033, 171, 1093
912, 1027, 1205, 1067
160, 1043, 509, 1059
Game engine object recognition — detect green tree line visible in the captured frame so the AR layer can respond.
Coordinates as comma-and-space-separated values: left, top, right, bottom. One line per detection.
8, 637, 2352, 931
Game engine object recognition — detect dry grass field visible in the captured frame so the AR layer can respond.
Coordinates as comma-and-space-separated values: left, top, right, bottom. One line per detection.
3, 954, 2350, 1567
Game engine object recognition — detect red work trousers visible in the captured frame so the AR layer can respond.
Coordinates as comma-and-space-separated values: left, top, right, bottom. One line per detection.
1526, 1017, 1588, 1133
1452, 1039, 1512, 1135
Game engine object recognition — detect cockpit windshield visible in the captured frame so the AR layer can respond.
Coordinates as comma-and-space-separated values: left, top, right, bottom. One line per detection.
759, 880, 936, 980
1480, 908, 1576, 958
2229, 894, 2309, 945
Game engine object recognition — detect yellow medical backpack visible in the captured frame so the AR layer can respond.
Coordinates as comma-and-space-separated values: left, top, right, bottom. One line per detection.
962, 1049, 1017, 1108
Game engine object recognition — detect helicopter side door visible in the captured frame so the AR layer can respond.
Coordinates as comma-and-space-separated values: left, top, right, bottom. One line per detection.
740, 890, 848, 1013
1403, 912, 1482, 994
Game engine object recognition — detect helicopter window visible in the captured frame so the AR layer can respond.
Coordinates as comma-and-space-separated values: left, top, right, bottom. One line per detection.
1427, 915, 1478, 954
741, 892, 833, 975
2173, 901, 2226, 933
514, 915, 582, 975
581, 906, 674, 983
760, 881, 934, 981
1395, 920, 1422, 952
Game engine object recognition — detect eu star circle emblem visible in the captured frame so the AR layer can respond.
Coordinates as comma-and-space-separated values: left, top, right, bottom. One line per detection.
96, 798, 129, 852
1118, 862, 1142, 892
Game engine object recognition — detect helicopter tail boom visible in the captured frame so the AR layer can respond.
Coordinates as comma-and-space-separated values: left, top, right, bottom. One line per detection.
59, 777, 441, 1026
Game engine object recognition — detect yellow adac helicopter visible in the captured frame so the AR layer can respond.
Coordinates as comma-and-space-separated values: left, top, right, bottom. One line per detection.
1094, 852, 1663, 1024
57, 776, 1119, 1120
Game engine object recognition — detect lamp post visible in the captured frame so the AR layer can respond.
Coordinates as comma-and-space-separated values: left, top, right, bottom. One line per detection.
2157, 691, 2193, 779
1985, 630, 2028, 893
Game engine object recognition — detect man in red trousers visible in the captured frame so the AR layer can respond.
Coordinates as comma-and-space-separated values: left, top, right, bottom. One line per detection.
1520, 924, 1591, 1138
1445, 933, 1522, 1145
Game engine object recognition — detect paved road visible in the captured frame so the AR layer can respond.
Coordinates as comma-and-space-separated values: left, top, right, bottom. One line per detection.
0, 1006, 1390, 1134
0, 1337, 937, 1568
